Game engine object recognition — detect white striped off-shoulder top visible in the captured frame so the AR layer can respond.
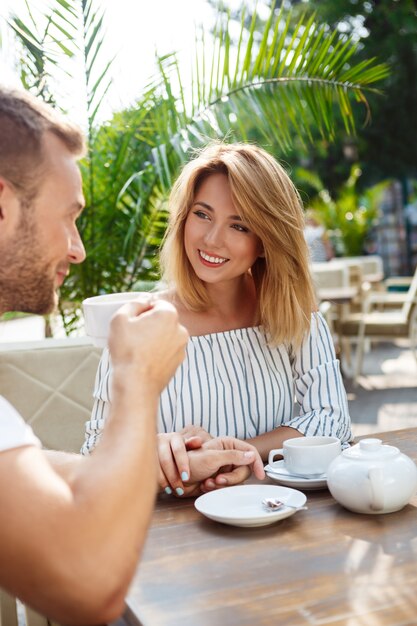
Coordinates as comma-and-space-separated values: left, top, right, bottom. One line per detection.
81, 312, 352, 454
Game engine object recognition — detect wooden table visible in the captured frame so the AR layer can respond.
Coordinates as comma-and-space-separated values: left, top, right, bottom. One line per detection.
117, 428, 417, 626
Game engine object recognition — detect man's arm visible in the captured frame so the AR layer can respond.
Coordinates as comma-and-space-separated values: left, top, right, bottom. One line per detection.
0, 299, 188, 625
44, 449, 85, 479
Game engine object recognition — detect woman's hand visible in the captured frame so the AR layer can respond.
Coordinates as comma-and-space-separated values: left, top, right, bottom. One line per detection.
157, 433, 203, 496
158, 433, 265, 497
158, 427, 212, 496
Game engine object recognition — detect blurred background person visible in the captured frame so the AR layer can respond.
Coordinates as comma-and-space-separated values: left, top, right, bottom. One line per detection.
304, 209, 334, 262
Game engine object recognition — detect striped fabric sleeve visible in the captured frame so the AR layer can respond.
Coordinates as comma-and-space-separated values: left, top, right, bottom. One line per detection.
286, 312, 352, 447
80, 348, 112, 455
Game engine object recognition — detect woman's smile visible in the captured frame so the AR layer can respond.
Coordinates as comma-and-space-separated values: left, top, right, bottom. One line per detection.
198, 249, 230, 266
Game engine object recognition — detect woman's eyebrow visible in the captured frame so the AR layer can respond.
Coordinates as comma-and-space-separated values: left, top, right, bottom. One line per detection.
193, 201, 213, 211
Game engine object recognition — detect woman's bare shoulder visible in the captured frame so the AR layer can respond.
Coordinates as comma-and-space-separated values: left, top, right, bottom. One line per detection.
152, 290, 198, 332
152, 288, 176, 303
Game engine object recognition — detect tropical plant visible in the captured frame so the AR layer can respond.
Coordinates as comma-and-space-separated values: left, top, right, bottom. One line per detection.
297, 165, 390, 256
7, 0, 115, 332
7, 0, 76, 104
299, 0, 417, 188
4, 1, 390, 333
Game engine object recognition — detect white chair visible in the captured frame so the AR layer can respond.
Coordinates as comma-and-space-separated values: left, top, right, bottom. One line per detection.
0, 339, 99, 626
311, 261, 350, 291
0, 338, 99, 452
357, 255, 384, 282
330, 255, 384, 282
338, 267, 417, 383
311, 261, 370, 366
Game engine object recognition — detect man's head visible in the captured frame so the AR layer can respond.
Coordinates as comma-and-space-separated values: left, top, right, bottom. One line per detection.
0, 87, 86, 315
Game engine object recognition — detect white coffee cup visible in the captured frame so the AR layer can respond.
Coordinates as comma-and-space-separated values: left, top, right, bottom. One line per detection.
82, 292, 147, 348
268, 436, 341, 477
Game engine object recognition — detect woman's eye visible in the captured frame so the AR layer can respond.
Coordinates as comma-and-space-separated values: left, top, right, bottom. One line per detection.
193, 210, 209, 220
232, 223, 249, 233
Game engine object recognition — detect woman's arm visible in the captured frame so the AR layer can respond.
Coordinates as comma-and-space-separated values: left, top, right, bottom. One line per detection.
288, 312, 352, 444
245, 425, 304, 462
239, 313, 351, 463
277, 313, 352, 446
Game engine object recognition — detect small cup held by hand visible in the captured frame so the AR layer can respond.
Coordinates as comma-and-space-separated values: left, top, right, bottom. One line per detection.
268, 436, 341, 477
82, 292, 146, 348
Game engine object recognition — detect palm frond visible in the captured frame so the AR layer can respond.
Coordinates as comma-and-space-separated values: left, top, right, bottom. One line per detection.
186, 8, 389, 148
114, 6, 390, 290
80, 0, 114, 128
6, 0, 391, 329
8, 0, 78, 103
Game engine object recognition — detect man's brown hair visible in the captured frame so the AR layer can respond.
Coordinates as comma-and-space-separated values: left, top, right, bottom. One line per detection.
0, 86, 85, 201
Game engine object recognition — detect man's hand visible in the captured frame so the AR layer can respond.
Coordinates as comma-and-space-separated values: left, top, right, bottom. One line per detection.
109, 298, 188, 394
180, 425, 213, 444
187, 437, 265, 488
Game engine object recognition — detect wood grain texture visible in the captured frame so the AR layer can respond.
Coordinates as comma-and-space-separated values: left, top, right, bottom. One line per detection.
124, 429, 417, 626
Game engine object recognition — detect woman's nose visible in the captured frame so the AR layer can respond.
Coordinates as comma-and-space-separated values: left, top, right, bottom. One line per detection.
203, 224, 223, 247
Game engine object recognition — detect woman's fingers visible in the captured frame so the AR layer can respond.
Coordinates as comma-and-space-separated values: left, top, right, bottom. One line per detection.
158, 465, 173, 496
170, 433, 191, 485
157, 433, 188, 496
158, 433, 265, 495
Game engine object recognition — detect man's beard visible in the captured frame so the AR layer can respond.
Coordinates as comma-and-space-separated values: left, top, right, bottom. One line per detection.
0, 209, 58, 315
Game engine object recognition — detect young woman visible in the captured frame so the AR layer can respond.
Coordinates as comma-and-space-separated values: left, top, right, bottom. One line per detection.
82, 142, 352, 496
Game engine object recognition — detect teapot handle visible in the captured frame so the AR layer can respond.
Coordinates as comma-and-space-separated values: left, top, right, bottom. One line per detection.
368, 467, 384, 511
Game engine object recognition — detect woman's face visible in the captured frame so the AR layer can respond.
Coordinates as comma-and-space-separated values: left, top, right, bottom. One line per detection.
183, 173, 263, 286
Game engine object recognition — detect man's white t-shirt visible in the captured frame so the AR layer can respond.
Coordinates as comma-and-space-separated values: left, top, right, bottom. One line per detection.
0, 395, 41, 452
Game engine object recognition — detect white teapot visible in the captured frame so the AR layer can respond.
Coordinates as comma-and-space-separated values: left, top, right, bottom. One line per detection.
327, 438, 417, 514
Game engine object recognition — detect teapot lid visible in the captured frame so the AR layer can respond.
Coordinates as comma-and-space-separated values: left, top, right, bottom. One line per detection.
342, 438, 398, 460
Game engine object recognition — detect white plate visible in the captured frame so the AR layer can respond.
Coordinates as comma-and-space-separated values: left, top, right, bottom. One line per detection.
194, 484, 307, 527
265, 460, 328, 490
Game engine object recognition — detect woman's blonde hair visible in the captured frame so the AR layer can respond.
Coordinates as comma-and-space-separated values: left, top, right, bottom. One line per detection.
160, 142, 316, 347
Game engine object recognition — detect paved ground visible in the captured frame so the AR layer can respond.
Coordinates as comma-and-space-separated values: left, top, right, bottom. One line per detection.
342, 340, 417, 437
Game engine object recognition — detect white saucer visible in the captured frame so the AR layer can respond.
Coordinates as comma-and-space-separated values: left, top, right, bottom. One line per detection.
265, 460, 328, 490
194, 484, 307, 528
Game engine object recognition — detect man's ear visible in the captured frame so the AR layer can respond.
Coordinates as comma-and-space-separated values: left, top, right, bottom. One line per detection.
0, 179, 5, 220
0, 178, 21, 228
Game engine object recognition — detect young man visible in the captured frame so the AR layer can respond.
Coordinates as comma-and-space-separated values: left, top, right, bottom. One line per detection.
0, 87, 263, 625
